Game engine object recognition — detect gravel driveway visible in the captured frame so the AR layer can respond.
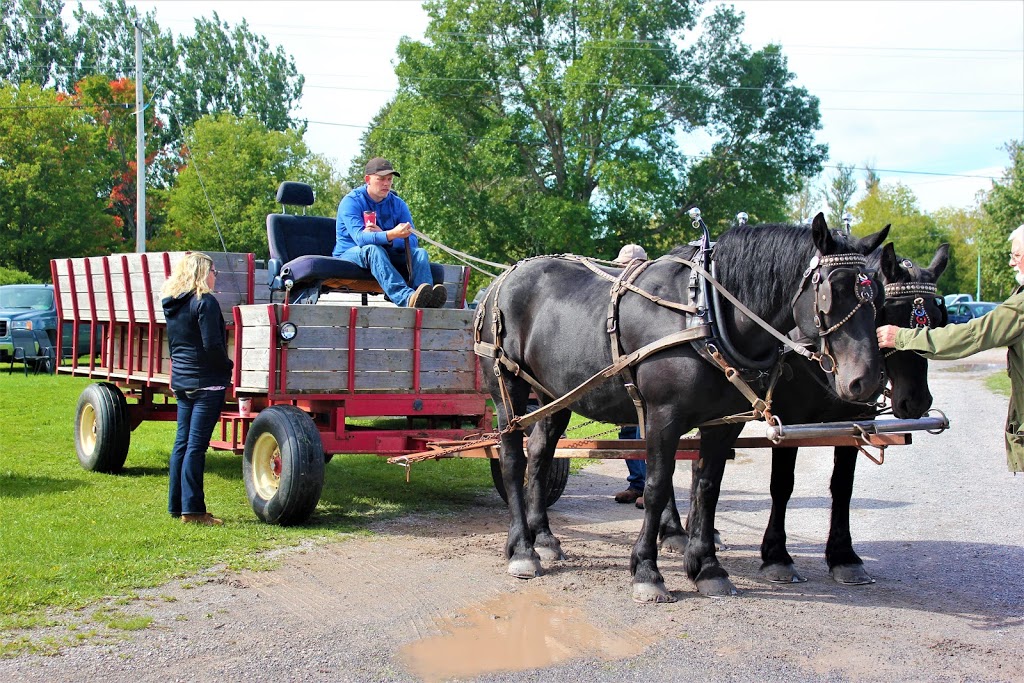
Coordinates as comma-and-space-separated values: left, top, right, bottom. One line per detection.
2, 349, 1022, 682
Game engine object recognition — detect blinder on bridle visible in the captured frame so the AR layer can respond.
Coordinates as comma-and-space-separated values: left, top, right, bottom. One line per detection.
794, 252, 876, 374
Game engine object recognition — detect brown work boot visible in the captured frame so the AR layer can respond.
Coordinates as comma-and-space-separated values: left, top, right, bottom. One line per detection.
407, 283, 432, 307
614, 488, 643, 504
635, 496, 644, 510
429, 284, 449, 308
181, 512, 223, 526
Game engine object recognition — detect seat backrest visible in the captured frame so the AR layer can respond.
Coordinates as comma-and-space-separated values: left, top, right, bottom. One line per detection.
268, 181, 337, 265
267, 213, 338, 264
10, 328, 36, 358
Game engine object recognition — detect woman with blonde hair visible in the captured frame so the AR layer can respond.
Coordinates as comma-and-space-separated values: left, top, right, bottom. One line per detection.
161, 252, 233, 525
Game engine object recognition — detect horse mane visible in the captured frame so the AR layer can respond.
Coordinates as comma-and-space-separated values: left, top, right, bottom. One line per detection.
710, 224, 822, 316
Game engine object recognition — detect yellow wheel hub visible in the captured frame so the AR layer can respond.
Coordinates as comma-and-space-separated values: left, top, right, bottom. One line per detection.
79, 403, 97, 455
252, 432, 283, 499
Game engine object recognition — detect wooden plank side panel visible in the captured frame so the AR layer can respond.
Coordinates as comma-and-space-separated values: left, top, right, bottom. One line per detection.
55, 257, 115, 322
234, 303, 480, 394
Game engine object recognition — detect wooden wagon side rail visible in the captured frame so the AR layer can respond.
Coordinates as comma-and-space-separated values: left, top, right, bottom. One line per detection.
51, 251, 258, 384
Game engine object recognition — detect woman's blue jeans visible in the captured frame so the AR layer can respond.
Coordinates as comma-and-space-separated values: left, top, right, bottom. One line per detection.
169, 388, 225, 516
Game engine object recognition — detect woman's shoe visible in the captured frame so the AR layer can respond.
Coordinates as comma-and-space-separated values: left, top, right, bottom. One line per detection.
181, 512, 223, 526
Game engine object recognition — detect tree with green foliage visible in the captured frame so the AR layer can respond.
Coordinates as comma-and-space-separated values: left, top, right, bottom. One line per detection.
0, 265, 39, 286
850, 181, 952, 291
359, 0, 825, 267
0, 83, 120, 279
2, 0, 305, 150
786, 180, 821, 224
980, 141, 1024, 300
931, 205, 979, 298
824, 163, 858, 227
159, 114, 344, 256
71, 74, 174, 244
0, 0, 69, 89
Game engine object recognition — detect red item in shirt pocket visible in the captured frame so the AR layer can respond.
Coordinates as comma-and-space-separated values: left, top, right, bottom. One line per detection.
363, 211, 377, 227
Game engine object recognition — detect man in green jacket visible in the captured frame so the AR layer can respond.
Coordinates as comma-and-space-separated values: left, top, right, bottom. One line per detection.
877, 224, 1024, 473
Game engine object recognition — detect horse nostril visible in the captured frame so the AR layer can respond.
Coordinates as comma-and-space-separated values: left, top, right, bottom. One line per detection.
848, 378, 863, 398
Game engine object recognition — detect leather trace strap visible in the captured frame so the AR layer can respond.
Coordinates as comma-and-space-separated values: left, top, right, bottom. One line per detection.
506, 325, 711, 434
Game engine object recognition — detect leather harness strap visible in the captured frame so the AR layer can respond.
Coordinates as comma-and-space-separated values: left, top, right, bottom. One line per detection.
601, 258, 656, 439
505, 325, 712, 433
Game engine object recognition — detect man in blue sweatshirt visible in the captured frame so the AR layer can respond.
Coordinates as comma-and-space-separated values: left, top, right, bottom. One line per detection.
334, 157, 447, 308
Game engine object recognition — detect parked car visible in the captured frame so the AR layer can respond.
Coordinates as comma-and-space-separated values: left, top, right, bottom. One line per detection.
0, 284, 100, 362
944, 293, 973, 307
947, 301, 999, 325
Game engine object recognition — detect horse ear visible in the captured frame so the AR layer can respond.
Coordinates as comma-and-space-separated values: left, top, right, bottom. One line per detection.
857, 224, 891, 254
880, 242, 900, 282
810, 213, 835, 253
928, 243, 950, 280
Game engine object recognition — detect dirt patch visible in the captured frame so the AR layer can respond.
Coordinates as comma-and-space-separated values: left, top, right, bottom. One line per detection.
2, 367, 1022, 682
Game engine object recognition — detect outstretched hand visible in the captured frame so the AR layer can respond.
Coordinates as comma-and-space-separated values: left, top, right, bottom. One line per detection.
876, 325, 899, 349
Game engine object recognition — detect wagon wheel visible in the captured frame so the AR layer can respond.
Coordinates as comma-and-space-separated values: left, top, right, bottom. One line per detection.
489, 457, 570, 508
243, 406, 325, 525
489, 401, 569, 507
74, 382, 130, 473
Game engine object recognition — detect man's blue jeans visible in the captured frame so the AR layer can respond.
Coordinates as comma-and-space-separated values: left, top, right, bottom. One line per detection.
619, 425, 646, 491
169, 388, 226, 516
339, 245, 433, 307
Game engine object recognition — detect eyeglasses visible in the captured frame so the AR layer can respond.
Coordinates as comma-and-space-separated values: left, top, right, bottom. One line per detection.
210, 267, 218, 276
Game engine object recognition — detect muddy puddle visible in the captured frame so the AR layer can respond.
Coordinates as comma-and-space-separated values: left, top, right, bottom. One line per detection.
399, 588, 652, 681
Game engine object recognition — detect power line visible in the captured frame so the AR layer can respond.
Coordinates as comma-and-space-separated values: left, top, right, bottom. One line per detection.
0, 102, 132, 110
305, 74, 1023, 98
303, 118, 1005, 181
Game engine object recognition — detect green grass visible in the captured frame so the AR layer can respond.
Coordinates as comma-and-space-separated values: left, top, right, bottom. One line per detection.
986, 371, 1011, 396
0, 370, 613, 634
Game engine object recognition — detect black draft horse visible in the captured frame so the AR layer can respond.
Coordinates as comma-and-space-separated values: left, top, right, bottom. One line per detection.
761, 241, 949, 584
477, 214, 889, 602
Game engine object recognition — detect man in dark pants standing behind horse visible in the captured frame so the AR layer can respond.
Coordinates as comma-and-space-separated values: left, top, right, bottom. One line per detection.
610, 243, 648, 508
334, 157, 447, 308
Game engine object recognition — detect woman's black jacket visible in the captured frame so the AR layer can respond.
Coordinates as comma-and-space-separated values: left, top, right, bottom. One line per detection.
162, 291, 233, 390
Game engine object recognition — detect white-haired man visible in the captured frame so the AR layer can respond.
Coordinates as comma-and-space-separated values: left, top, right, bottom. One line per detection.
877, 224, 1024, 473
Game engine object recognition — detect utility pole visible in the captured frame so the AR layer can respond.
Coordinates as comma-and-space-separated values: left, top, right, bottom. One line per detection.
134, 21, 146, 253
976, 246, 982, 301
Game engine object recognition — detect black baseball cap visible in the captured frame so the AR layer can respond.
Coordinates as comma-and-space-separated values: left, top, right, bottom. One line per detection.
364, 157, 401, 177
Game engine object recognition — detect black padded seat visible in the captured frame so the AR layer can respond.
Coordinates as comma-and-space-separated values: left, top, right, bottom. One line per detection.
266, 185, 443, 302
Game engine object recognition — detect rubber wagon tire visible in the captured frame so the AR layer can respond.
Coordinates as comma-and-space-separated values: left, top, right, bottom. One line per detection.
243, 405, 325, 525
490, 457, 569, 508
74, 382, 130, 473
489, 400, 569, 507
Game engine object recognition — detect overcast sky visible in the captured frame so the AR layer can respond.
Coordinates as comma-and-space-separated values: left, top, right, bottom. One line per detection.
103, 0, 1023, 215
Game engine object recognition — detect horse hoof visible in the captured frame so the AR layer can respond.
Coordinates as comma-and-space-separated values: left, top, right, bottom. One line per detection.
632, 582, 676, 603
507, 556, 543, 579
761, 563, 807, 584
535, 545, 566, 562
659, 534, 688, 555
696, 576, 738, 597
713, 531, 727, 551
830, 564, 874, 585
